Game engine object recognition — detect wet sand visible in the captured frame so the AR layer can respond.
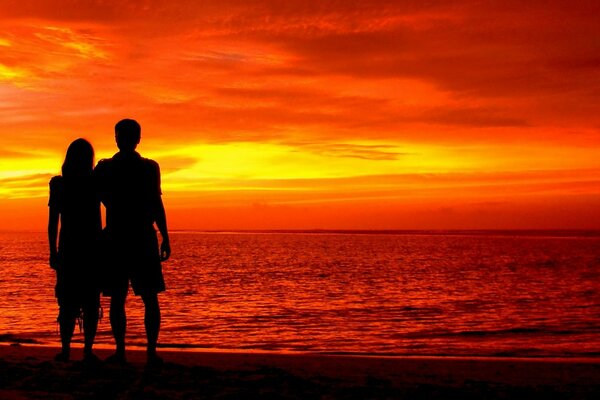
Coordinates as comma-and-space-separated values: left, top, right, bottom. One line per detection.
0, 345, 598, 399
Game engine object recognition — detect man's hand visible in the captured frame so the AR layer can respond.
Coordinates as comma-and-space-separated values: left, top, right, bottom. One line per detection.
50, 252, 60, 270
160, 239, 171, 261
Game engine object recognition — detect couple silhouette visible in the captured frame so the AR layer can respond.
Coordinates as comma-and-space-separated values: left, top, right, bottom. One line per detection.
48, 119, 170, 366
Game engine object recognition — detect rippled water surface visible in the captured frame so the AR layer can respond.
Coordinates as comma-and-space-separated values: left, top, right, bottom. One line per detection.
1, 231, 599, 357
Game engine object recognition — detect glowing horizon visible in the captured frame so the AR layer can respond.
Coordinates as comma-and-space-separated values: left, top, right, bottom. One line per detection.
1, 1, 599, 230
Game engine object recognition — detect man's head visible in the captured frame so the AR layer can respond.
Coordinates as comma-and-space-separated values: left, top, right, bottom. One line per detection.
115, 118, 141, 152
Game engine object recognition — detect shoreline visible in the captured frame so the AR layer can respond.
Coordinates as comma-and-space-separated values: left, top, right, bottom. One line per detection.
1, 344, 599, 398
6, 340, 600, 362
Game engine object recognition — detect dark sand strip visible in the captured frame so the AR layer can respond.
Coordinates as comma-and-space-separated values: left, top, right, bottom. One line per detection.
1, 345, 598, 399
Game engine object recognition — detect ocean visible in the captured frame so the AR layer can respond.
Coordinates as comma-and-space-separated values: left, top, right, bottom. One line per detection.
1, 231, 599, 357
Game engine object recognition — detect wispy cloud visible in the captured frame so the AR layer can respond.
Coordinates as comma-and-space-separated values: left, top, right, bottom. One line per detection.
0, 173, 53, 199
286, 142, 405, 160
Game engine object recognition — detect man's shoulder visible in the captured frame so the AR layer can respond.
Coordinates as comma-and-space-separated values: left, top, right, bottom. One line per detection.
140, 157, 160, 172
140, 156, 158, 166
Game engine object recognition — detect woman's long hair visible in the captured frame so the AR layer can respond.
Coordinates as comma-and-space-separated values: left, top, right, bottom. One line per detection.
62, 138, 94, 179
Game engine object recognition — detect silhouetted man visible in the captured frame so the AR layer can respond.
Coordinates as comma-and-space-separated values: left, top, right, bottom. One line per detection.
96, 118, 170, 365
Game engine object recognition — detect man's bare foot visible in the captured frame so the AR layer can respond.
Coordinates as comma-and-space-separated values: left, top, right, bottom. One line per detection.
83, 352, 102, 366
105, 352, 127, 365
54, 351, 70, 362
146, 351, 164, 367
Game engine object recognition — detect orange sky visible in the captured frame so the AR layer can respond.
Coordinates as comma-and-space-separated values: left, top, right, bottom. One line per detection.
0, 0, 599, 230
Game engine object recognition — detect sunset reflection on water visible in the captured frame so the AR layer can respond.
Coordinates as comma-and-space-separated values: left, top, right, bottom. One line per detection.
1, 231, 598, 357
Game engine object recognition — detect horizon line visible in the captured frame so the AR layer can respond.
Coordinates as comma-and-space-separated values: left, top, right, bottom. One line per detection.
4, 228, 600, 236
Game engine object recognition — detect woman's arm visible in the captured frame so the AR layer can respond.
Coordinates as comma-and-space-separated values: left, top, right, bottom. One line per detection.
48, 205, 60, 269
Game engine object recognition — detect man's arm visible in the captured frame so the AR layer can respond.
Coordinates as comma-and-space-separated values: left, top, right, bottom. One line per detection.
94, 159, 108, 207
152, 161, 170, 261
155, 196, 170, 261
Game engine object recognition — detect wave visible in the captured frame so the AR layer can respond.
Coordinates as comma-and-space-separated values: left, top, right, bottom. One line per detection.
447, 327, 589, 337
150, 344, 600, 359
0, 333, 42, 344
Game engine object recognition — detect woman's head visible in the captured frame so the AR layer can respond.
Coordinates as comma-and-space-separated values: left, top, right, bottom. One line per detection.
62, 138, 94, 178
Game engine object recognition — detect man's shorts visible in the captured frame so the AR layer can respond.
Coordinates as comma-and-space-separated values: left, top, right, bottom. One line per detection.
101, 228, 166, 297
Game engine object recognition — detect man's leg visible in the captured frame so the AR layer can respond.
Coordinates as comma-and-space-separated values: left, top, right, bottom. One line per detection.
141, 292, 161, 361
82, 293, 100, 360
109, 291, 127, 361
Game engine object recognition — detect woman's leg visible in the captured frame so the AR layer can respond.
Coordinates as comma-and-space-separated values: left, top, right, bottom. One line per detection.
57, 300, 78, 361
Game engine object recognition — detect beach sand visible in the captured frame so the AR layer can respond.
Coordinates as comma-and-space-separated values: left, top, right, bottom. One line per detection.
0, 345, 598, 399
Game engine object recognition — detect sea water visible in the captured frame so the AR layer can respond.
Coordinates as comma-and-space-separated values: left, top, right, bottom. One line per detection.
0, 231, 598, 357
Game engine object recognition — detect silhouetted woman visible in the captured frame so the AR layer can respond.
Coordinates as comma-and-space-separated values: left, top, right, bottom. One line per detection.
48, 138, 101, 362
